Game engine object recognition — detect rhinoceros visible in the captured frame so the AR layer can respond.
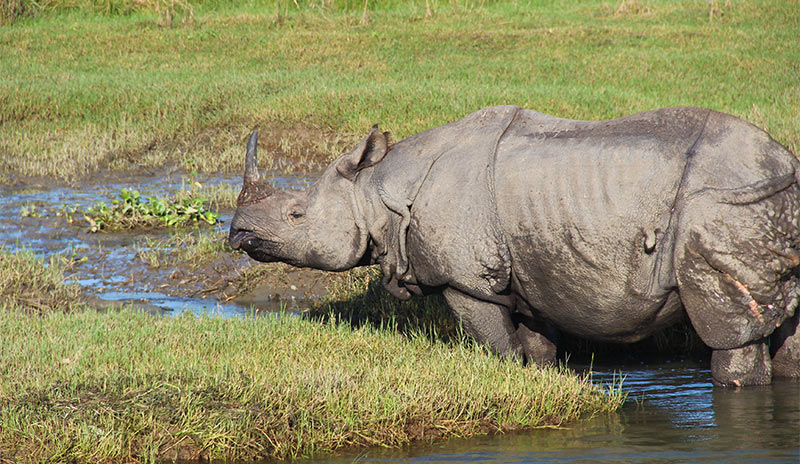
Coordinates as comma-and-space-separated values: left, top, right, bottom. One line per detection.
229, 106, 800, 387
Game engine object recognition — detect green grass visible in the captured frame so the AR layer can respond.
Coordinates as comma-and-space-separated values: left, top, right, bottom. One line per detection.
0, 248, 624, 463
0, 307, 624, 462
1, 0, 797, 182
309, 266, 461, 341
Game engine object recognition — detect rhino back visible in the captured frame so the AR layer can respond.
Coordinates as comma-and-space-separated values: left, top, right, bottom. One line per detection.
494, 107, 709, 340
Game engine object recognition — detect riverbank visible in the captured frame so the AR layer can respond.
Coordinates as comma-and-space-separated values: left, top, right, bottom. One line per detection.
0, 248, 624, 463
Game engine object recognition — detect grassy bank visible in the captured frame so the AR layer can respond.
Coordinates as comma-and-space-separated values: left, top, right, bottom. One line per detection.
1, 0, 797, 182
0, 249, 624, 463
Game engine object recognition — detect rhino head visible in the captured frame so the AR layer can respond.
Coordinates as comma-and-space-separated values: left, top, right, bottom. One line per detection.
229, 128, 389, 271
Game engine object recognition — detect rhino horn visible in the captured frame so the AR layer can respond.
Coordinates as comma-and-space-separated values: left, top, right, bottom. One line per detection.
238, 130, 275, 205
244, 130, 262, 185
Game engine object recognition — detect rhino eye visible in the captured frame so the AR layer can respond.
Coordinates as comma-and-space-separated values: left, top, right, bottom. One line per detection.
288, 210, 305, 222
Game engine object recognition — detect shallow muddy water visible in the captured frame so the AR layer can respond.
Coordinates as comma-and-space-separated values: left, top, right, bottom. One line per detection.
310, 360, 799, 464
0, 171, 316, 315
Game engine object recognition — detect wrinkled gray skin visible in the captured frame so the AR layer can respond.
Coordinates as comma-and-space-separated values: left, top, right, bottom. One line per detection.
230, 106, 800, 387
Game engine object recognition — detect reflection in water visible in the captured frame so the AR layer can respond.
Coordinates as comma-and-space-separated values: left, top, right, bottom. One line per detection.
307, 361, 799, 464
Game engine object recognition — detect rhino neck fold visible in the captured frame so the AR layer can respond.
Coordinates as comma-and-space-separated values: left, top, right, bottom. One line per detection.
348, 175, 372, 269
353, 165, 416, 291
358, 106, 521, 299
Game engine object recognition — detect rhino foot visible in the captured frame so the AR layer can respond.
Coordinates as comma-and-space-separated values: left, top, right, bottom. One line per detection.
510, 312, 557, 366
711, 339, 772, 387
516, 324, 556, 366
772, 312, 800, 378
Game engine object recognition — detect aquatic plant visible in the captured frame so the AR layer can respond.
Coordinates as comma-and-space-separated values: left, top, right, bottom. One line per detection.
83, 188, 219, 232
18, 203, 42, 218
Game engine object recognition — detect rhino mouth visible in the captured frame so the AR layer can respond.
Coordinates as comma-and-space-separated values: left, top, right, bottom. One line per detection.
229, 229, 280, 263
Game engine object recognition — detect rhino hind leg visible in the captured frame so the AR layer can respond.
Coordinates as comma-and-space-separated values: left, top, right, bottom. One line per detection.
675, 184, 800, 386
711, 339, 772, 386
443, 288, 523, 360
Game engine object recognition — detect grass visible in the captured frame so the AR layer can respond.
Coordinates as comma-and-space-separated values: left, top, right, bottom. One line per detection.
0, 307, 624, 462
0, 247, 625, 463
0, 248, 82, 314
0, 0, 797, 182
308, 266, 460, 342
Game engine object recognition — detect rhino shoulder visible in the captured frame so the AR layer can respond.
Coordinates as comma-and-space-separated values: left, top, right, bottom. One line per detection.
361, 106, 521, 299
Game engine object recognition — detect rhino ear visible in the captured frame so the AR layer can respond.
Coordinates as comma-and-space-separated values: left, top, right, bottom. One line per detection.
336, 125, 389, 181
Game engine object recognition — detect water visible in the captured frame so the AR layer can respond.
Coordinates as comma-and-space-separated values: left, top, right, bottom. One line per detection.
309, 360, 800, 463
0, 171, 315, 315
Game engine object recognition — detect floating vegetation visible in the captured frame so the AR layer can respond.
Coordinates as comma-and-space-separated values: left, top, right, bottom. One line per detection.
83, 188, 219, 232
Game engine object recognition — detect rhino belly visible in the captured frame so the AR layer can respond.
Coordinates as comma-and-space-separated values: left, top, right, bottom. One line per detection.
494, 109, 701, 341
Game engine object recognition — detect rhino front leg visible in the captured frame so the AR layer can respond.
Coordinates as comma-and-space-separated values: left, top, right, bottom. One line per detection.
443, 288, 523, 360
511, 309, 557, 366
772, 311, 800, 379
711, 339, 772, 387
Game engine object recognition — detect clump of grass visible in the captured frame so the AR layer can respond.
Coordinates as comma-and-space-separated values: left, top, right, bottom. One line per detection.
0, 0, 27, 25
223, 261, 292, 294
196, 182, 239, 211
0, 307, 624, 463
0, 0, 195, 25
134, 229, 229, 269
83, 188, 219, 232
18, 203, 42, 218
0, 248, 82, 314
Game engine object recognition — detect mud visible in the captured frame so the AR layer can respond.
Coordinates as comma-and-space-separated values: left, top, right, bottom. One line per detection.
0, 170, 335, 316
